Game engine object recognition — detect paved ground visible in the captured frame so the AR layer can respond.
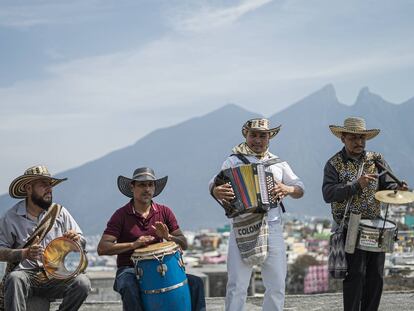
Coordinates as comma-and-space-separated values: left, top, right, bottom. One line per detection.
206, 291, 414, 311
51, 291, 414, 310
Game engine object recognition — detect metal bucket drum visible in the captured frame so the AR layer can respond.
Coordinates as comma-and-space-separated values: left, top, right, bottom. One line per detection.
42, 237, 88, 280
356, 219, 398, 253
131, 241, 191, 311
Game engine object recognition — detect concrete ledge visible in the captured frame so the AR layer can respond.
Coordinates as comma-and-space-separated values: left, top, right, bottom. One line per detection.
50, 290, 414, 310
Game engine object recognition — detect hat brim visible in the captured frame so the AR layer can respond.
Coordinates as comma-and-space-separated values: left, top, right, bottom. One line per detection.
117, 175, 168, 198
329, 125, 380, 140
9, 175, 67, 199
242, 125, 281, 139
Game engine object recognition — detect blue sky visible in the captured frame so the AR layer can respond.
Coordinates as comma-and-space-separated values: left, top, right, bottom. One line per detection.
1, 0, 414, 193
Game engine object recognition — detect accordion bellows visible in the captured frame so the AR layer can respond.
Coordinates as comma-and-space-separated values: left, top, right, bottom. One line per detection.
216, 163, 277, 218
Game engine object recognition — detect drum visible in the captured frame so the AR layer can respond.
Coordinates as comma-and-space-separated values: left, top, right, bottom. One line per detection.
131, 241, 191, 311
42, 237, 88, 280
356, 219, 398, 253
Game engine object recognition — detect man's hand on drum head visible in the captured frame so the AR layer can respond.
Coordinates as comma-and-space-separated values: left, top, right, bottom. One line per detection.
213, 183, 235, 204
22, 236, 44, 261
63, 229, 81, 242
152, 222, 170, 240
132, 236, 155, 249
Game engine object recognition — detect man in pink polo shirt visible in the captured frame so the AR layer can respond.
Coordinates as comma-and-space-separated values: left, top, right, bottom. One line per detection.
97, 167, 205, 311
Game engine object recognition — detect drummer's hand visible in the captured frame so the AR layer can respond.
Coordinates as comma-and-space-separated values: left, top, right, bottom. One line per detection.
358, 174, 378, 188
63, 230, 81, 242
132, 236, 155, 249
152, 222, 170, 240
272, 181, 293, 200
213, 183, 235, 204
22, 236, 44, 261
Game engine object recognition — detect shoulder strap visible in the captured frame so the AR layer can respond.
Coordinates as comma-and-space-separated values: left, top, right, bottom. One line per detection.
231, 154, 283, 167
262, 157, 283, 167
24, 203, 62, 247
340, 162, 365, 227
230, 153, 250, 164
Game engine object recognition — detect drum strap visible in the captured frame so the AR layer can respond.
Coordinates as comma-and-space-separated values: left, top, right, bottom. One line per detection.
0, 203, 62, 311
378, 202, 391, 247
24, 203, 63, 248
340, 162, 365, 228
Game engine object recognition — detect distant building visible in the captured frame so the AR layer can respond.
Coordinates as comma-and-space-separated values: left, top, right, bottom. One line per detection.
303, 265, 329, 294
306, 239, 329, 254
216, 224, 231, 233
405, 215, 414, 229
194, 233, 222, 250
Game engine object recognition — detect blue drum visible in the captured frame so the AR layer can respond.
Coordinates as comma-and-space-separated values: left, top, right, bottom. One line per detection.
131, 241, 191, 311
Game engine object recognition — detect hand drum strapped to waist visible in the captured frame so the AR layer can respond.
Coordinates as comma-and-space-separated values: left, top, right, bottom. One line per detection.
131, 241, 191, 311
41, 237, 88, 284
216, 163, 277, 218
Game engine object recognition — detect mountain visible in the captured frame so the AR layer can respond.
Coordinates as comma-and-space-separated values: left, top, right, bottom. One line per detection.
1, 86, 413, 234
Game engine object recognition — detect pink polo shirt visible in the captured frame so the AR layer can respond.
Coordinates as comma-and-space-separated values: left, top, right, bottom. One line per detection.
103, 200, 180, 268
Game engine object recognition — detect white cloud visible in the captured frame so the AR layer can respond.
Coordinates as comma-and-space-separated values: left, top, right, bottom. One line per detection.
0, 0, 114, 29
2, 26, 414, 118
171, 0, 274, 32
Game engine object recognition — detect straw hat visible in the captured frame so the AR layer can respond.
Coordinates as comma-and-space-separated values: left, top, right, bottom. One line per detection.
242, 118, 281, 139
329, 117, 380, 140
117, 167, 168, 198
9, 165, 67, 199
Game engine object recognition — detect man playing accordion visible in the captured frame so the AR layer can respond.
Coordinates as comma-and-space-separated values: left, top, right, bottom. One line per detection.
210, 118, 304, 311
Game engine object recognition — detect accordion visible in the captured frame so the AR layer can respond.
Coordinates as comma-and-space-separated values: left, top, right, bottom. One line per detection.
214, 163, 278, 218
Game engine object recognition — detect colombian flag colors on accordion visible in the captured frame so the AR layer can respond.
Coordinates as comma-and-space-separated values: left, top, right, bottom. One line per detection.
225, 163, 274, 211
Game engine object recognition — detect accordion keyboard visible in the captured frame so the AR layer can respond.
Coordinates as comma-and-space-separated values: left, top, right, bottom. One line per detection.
257, 164, 269, 204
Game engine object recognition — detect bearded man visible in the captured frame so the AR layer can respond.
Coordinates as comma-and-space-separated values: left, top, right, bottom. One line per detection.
0, 165, 90, 311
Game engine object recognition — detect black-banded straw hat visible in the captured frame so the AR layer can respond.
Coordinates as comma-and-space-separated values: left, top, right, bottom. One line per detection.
9, 165, 67, 199
117, 167, 168, 198
329, 117, 380, 140
242, 118, 281, 139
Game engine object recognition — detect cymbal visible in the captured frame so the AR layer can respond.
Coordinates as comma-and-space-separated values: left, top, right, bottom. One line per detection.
375, 190, 414, 204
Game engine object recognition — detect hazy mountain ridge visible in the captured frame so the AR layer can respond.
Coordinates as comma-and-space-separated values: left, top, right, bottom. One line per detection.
1, 85, 413, 234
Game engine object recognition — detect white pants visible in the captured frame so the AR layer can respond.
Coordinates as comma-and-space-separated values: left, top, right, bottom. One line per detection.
225, 220, 286, 311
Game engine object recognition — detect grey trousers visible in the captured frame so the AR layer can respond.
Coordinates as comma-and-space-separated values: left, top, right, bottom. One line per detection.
4, 270, 91, 311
